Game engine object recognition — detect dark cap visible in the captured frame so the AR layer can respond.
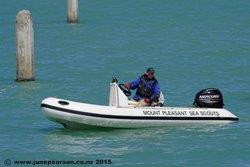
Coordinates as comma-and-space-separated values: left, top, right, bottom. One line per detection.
146, 67, 155, 73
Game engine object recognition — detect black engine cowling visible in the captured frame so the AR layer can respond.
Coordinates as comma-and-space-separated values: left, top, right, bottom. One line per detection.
193, 88, 224, 108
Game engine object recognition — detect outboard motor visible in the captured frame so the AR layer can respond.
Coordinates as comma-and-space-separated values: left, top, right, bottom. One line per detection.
193, 88, 224, 108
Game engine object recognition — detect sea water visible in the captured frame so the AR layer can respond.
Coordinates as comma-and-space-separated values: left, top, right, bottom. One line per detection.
1, 0, 250, 166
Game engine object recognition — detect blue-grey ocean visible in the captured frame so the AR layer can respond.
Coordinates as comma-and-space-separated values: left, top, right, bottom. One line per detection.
1, 0, 250, 166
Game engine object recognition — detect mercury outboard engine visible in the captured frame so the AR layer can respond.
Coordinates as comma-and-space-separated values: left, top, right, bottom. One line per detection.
193, 88, 224, 108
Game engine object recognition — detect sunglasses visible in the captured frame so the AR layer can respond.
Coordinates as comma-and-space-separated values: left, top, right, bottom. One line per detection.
148, 72, 154, 75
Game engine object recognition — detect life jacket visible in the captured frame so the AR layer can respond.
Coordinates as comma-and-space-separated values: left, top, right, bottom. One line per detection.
136, 74, 157, 98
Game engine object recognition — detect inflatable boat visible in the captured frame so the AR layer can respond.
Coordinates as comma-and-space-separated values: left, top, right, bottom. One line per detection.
41, 80, 239, 129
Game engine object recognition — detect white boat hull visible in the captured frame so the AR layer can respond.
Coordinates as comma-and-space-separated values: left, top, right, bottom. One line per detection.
41, 97, 239, 129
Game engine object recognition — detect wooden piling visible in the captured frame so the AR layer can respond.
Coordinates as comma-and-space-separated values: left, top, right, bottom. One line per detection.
16, 10, 35, 81
67, 0, 79, 23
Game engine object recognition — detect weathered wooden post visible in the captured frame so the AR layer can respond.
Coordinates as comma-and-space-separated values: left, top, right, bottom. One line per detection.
16, 10, 35, 81
67, 0, 79, 23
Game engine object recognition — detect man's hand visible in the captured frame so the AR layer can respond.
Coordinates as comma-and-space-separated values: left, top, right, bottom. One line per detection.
144, 98, 151, 103
124, 83, 131, 89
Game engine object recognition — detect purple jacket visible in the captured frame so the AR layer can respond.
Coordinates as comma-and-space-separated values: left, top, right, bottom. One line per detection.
130, 74, 161, 101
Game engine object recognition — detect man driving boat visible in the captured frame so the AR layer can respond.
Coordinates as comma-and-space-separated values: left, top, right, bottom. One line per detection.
125, 67, 164, 107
